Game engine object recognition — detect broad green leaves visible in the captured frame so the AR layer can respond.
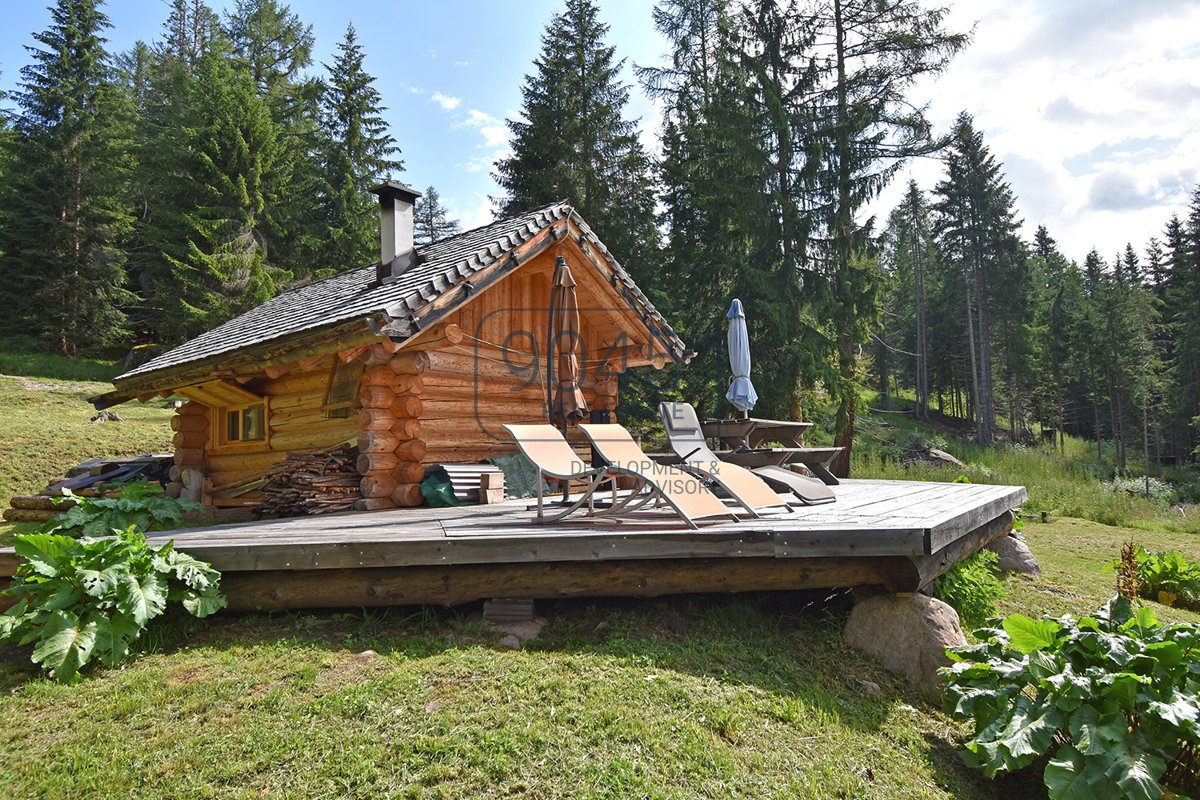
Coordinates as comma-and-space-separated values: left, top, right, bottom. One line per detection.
115, 572, 168, 626
943, 596, 1200, 799
43, 482, 201, 539
31, 611, 98, 682
1003, 615, 1061, 653
1112, 547, 1200, 611
966, 696, 1062, 776
0, 526, 225, 681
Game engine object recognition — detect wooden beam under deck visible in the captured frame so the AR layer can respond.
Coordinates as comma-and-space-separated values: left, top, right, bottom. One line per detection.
0, 480, 1027, 610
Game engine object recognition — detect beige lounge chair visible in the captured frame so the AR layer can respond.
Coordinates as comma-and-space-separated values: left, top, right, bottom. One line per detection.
502, 424, 618, 523
578, 423, 739, 529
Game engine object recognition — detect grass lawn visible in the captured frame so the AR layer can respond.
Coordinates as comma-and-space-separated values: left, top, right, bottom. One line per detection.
3, 365, 1200, 796
1, 520, 1193, 799
0, 335, 126, 383
0, 376, 174, 543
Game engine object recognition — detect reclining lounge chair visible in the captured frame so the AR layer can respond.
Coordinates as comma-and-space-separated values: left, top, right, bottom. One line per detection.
504, 423, 734, 529
659, 402, 836, 506
579, 423, 760, 527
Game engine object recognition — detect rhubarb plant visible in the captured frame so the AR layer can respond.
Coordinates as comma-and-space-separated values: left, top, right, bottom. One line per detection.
941, 596, 1200, 799
43, 481, 201, 538
0, 526, 225, 681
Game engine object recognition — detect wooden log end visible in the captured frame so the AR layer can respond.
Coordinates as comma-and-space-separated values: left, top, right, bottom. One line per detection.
356, 452, 400, 476
173, 450, 204, 467
389, 396, 423, 419
389, 483, 423, 507
393, 439, 428, 463
358, 407, 398, 432
390, 351, 431, 375
360, 476, 397, 499
392, 461, 426, 485
361, 365, 396, 387
172, 431, 207, 449
359, 385, 397, 410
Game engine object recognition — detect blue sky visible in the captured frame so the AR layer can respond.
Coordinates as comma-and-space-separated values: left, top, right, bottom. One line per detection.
2, 1, 1200, 264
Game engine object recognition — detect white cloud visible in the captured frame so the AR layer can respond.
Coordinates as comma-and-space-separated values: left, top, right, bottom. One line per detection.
867, 0, 1200, 261
431, 91, 462, 111
459, 145, 512, 176
453, 60, 471, 68
456, 109, 509, 148
452, 194, 496, 231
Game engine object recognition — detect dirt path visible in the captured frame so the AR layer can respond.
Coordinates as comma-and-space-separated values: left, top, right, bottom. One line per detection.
0, 374, 100, 392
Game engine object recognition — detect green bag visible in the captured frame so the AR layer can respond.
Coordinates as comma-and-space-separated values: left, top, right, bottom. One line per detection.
420, 468, 470, 507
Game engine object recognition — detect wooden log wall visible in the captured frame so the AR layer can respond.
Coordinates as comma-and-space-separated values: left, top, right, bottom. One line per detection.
160, 246, 651, 511
166, 402, 208, 499
354, 345, 427, 510
414, 347, 621, 465
202, 360, 359, 507
398, 250, 629, 468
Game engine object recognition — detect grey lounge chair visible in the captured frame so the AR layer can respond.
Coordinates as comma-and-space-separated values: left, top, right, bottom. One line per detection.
660, 402, 836, 506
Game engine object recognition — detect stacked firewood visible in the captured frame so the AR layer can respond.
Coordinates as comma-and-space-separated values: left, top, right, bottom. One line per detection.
260, 444, 361, 516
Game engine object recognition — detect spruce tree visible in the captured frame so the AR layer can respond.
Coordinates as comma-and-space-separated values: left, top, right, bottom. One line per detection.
933, 113, 1024, 444
878, 180, 939, 418
495, 0, 659, 288
413, 186, 462, 247
1029, 226, 1083, 446
146, 48, 290, 340
223, 0, 323, 275
128, 0, 230, 341
315, 23, 401, 274
0, 0, 134, 353
802, 0, 967, 473
1171, 188, 1200, 454
641, 0, 794, 417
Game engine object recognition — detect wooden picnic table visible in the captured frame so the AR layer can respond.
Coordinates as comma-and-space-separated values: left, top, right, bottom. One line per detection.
702, 417, 814, 448
698, 418, 840, 485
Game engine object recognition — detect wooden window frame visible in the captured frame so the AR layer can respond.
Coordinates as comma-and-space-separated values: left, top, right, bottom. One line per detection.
211, 398, 270, 452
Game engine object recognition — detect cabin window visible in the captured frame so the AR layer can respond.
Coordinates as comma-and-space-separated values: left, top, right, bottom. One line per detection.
223, 403, 266, 443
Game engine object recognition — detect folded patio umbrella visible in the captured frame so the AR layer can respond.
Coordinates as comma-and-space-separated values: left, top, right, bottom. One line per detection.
725, 298, 758, 416
548, 256, 588, 427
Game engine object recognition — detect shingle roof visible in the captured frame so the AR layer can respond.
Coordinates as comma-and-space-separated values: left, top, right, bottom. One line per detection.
114, 202, 686, 388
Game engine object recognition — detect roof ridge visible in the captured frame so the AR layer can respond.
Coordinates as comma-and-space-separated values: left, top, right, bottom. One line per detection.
420, 199, 569, 250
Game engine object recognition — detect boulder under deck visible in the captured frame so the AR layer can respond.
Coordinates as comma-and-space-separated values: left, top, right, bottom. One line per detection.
0, 479, 1027, 611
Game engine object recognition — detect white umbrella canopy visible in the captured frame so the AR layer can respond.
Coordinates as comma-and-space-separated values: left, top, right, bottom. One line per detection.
724, 298, 758, 416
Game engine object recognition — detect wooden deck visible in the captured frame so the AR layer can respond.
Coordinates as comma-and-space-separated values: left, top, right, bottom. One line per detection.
0, 479, 1027, 611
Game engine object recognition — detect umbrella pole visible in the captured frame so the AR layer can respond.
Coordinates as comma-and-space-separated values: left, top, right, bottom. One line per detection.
714, 316, 723, 420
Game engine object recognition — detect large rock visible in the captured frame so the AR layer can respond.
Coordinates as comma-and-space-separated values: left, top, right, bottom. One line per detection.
927, 448, 965, 467
986, 533, 1041, 576
844, 593, 965, 701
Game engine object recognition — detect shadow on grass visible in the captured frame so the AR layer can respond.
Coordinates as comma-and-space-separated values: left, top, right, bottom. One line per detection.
0, 589, 910, 737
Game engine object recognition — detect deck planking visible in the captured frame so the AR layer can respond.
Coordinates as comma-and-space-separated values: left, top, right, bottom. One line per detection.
0, 479, 1027, 608
0, 479, 1026, 574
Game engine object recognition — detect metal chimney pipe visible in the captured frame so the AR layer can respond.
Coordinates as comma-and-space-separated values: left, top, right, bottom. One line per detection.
369, 181, 422, 283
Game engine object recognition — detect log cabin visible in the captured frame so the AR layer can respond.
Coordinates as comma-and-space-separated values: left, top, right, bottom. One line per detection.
93, 183, 690, 512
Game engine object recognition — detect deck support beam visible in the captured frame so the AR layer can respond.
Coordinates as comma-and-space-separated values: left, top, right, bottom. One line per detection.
215, 556, 895, 611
